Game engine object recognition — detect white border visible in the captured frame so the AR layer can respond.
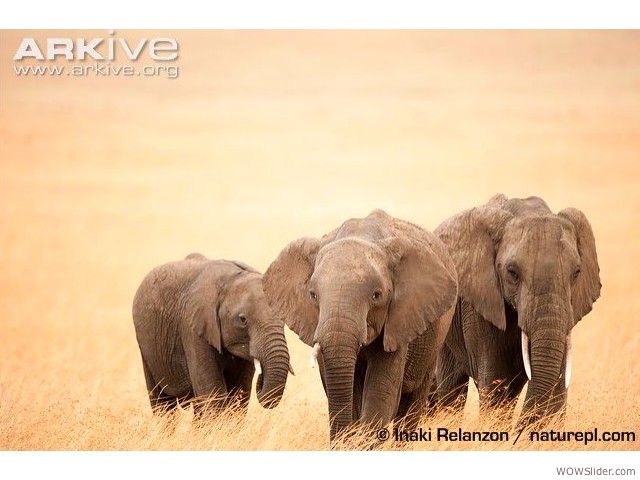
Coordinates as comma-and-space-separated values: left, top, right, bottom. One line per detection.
1, 451, 638, 479
0, 0, 639, 28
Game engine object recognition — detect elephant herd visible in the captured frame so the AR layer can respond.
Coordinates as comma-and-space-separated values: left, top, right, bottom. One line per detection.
132, 194, 601, 442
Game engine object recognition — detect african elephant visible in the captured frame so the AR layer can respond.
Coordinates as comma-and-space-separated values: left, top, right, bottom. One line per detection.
434, 194, 601, 425
264, 210, 458, 441
132, 253, 291, 414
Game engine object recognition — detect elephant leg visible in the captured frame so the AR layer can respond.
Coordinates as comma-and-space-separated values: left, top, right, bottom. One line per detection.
477, 377, 508, 411
503, 371, 528, 409
141, 355, 179, 414
475, 341, 527, 414
352, 358, 366, 420
396, 374, 431, 430
474, 372, 526, 430
360, 344, 407, 428
183, 338, 228, 415
224, 359, 254, 411
478, 371, 527, 413
476, 372, 527, 432
466, 307, 525, 413
434, 343, 469, 411
396, 392, 411, 421
141, 354, 157, 394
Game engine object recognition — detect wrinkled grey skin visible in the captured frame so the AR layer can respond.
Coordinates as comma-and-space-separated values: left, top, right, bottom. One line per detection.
133, 253, 291, 413
434, 195, 601, 426
264, 210, 458, 441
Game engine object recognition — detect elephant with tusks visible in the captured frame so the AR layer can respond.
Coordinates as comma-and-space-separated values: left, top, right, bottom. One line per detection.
434, 194, 601, 426
264, 210, 458, 441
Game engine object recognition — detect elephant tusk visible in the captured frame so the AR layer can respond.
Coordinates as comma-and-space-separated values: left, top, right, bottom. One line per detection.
521, 331, 532, 381
253, 358, 262, 375
309, 343, 321, 368
288, 362, 296, 376
565, 333, 572, 389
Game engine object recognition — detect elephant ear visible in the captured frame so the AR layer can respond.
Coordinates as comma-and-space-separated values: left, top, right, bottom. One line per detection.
435, 206, 513, 331
558, 207, 602, 323
263, 234, 333, 346
381, 236, 458, 353
185, 266, 225, 354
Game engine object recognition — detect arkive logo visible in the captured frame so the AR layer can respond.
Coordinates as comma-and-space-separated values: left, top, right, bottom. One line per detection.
13, 30, 179, 61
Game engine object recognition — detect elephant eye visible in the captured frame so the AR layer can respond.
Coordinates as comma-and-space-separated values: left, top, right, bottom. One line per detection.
506, 266, 519, 283
572, 267, 581, 281
237, 314, 248, 328
309, 290, 318, 302
372, 289, 383, 302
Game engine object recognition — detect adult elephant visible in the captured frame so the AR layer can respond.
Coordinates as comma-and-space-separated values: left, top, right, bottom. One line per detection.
264, 210, 458, 441
434, 194, 601, 425
133, 253, 291, 414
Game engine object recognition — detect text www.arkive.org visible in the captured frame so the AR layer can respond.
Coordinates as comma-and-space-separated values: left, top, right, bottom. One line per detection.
13, 63, 179, 79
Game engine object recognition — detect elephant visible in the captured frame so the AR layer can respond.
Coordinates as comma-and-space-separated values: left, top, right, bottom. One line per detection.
433, 194, 601, 426
132, 253, 291, 414
263, 209, 458, 441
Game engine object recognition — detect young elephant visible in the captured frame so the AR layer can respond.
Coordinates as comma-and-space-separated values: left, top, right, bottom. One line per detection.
132, 253, 291, 414
264, 210, 458, 441
434, 194, 601, 426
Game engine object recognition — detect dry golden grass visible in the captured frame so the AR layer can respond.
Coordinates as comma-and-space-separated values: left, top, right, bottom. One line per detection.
0, 30, 639, 451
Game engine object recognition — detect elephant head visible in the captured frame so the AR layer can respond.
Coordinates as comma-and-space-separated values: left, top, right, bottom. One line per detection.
186, 257, 291, 408
264, 210, 457, 438
437, 195, 601, 422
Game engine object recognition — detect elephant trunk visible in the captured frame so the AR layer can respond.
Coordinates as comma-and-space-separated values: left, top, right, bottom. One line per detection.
322, 339, 358, 441
255, 326, 290, 409
315, 294, 366, 441
520, 297, 571, 424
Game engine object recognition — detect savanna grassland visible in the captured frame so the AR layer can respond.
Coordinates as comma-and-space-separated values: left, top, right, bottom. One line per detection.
0, 30, 639, 451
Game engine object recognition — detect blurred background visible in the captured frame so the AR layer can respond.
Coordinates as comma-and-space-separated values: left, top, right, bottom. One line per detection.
1, 30, 638, 449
